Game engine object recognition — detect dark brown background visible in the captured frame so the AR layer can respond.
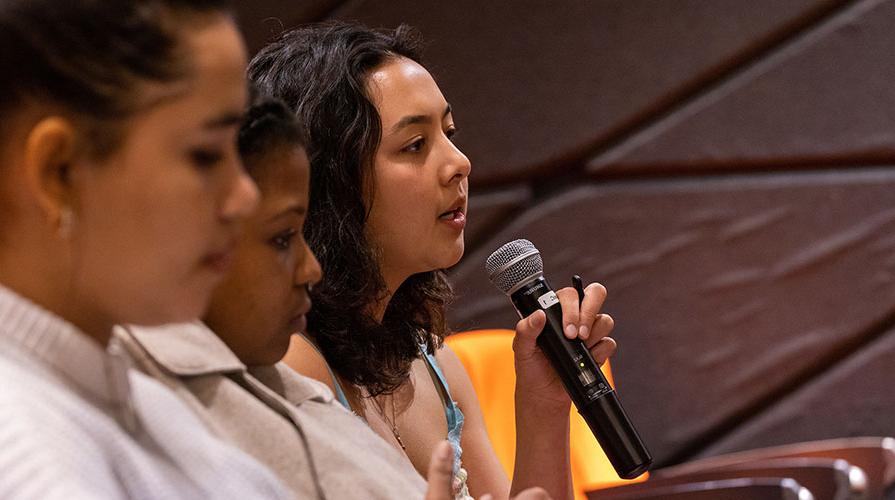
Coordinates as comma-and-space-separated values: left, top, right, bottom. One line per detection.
233, 0, 895, 468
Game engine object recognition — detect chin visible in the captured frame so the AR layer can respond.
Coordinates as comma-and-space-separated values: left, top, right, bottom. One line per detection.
253, 347, 289, 367
428, 249, 464, 271
263, 330, 295, 364
447, 241, 465, 267
447, 254, 463, 269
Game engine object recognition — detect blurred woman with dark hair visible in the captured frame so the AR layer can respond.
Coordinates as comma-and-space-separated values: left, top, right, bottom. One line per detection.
0, 1, 292, 497
250, 22, 616, 500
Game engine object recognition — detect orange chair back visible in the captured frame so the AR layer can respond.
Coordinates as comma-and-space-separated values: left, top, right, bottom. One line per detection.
446, 329, 647, 500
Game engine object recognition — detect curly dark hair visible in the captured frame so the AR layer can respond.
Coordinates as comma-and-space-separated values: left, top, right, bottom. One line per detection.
248, 21, 454, 396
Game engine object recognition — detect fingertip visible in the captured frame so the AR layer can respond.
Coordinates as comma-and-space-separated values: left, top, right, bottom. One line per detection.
592, 337, 617, 364
436, 440, 452, 461
586, 281, 608, 299
600, 313, 615, 332
579, 324, 590, 340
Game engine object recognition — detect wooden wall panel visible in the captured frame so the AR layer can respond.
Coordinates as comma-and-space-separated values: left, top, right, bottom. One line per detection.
449, 169, 895, 464
697, 325, 895, 458
234, 0, 343, 53
589, 0, 895, 175
464, 186, 533, 249
328, 0, 844, 186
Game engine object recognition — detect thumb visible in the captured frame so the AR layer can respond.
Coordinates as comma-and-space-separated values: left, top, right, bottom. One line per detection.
513, 309, 546, 354
424, 440, 454, 500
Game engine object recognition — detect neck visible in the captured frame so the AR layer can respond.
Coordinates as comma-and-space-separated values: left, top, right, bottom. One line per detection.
370, 267, 409, 323
370, 289, 393, 324
0, 253, 112, 346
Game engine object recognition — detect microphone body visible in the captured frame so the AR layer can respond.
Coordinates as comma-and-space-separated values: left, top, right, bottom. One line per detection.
486, 239, 651, 480
509, 275, 652, 479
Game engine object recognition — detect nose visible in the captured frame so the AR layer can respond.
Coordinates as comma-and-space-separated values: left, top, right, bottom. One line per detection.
294, 240, 323, 289
220, 161, 260, 222
439, 138, 472, 186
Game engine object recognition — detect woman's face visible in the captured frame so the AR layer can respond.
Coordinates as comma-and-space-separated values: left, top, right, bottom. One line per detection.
365, 57, 472, 290
71, 14, 257, 327
204, 145, 321, 366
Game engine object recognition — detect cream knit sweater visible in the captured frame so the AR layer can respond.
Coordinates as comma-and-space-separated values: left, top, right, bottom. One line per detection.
0, 284, 293, 499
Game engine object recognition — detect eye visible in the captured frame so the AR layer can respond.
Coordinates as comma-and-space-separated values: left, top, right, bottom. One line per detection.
271, 229, 298, 251
446, 127, 458, 141
190, 148, 225, 169
402, 137, 426, 154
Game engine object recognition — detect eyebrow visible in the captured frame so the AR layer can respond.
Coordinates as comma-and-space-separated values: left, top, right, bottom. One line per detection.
203, 111, 245, 130
265, 205, 307, 223
388, 104, 452, 135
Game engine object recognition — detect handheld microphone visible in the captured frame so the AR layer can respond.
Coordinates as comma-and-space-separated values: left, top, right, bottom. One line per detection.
485, 239, 652, 479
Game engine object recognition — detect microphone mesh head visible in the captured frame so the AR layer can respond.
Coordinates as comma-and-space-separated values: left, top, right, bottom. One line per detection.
485, 239, 544, 294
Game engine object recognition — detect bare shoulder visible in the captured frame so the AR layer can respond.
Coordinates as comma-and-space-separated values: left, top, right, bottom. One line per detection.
281, 334, 337, 393
434, 344, 477, 407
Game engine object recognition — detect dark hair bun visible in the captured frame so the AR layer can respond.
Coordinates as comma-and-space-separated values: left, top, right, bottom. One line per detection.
238, 96, 306, 163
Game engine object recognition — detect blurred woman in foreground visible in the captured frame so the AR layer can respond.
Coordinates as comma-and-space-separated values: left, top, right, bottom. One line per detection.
0, 1, 291, 497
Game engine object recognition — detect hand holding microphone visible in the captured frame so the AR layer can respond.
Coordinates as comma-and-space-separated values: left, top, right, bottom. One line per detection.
486, 239, 652, 480
509, 285, 616, 409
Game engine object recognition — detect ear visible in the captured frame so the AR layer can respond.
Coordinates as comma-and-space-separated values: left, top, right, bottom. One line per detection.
21, 116, 81, 224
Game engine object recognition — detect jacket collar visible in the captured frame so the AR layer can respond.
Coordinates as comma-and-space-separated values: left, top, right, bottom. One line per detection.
117, 322, 332, 405
117, 321, 244, 377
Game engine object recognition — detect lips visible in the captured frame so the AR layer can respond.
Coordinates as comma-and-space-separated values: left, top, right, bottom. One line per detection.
439, 208, 463, 220
289, 299, 312, 332
438, 195, 468, 231
439, 195, 467, 220
438, 209, 467, 231
294, 300, 311, 318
